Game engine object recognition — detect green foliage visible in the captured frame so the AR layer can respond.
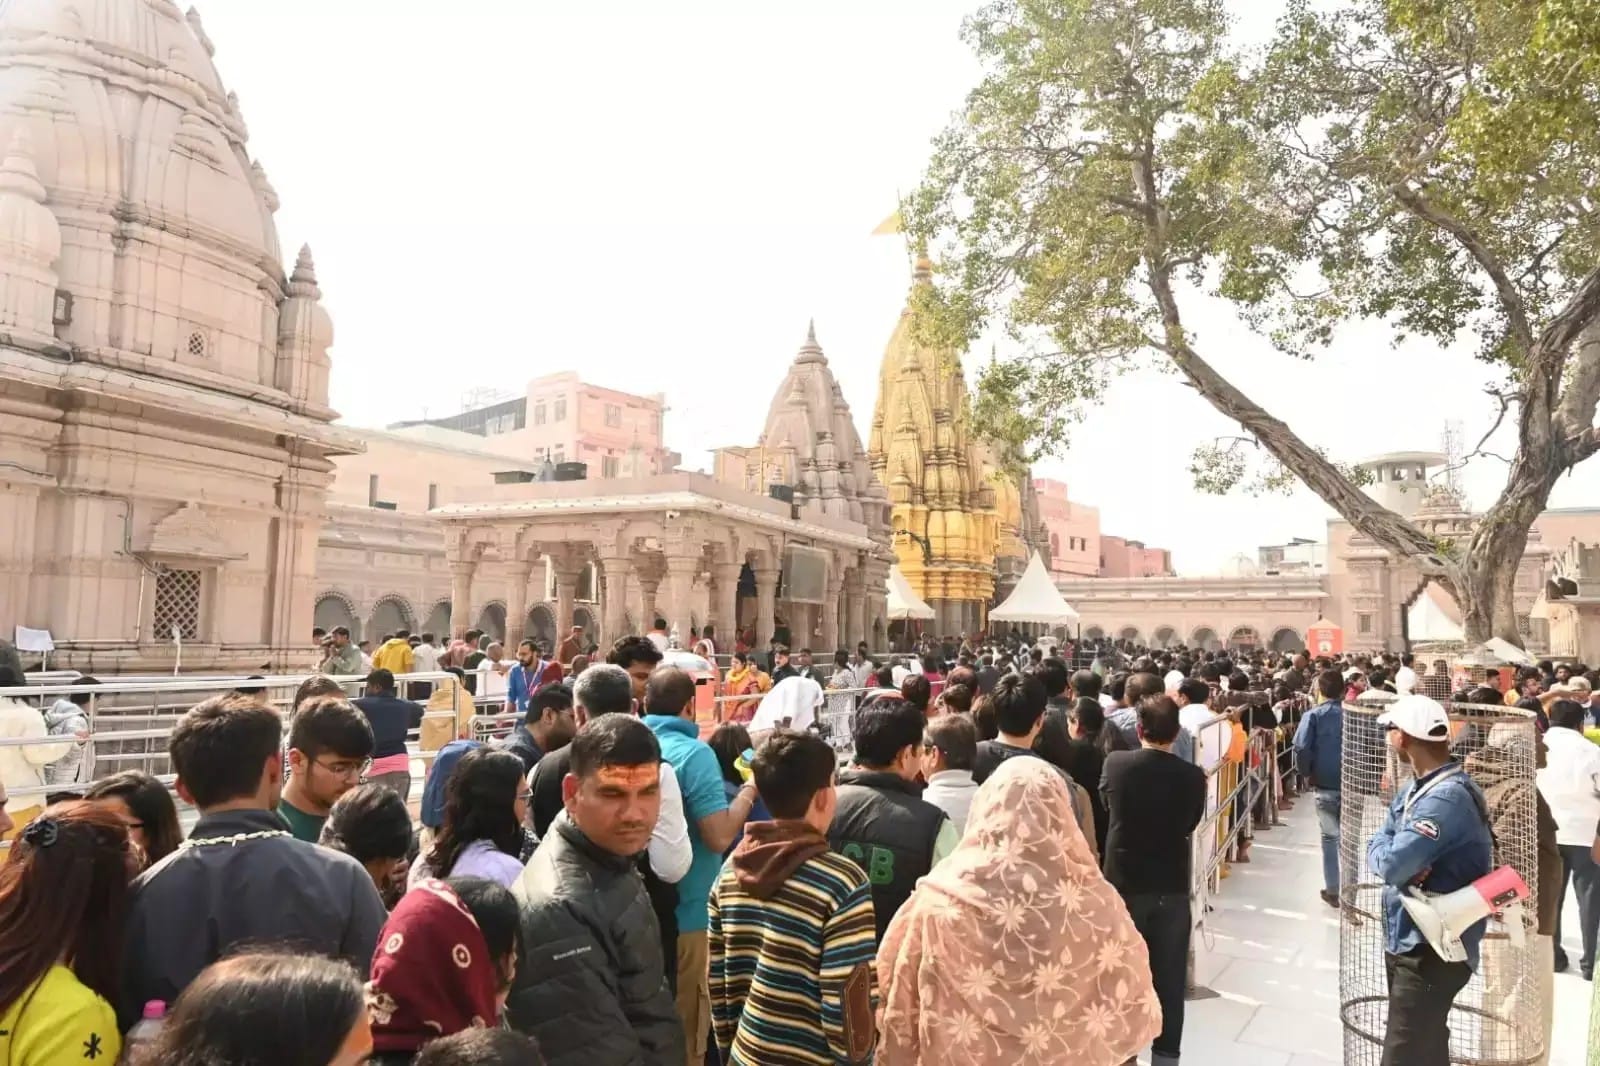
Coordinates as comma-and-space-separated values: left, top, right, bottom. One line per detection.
911, 0, 1600, 483
1189, 438, 1376, 497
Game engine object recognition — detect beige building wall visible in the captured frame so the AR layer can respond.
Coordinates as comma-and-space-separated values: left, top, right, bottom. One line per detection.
1054, 575, 1323, 652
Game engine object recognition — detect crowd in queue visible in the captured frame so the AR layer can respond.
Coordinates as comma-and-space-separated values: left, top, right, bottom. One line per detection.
0, 628, 1597, 1065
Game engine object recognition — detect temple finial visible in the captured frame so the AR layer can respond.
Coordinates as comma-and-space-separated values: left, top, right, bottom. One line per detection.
796, 319, 826, 364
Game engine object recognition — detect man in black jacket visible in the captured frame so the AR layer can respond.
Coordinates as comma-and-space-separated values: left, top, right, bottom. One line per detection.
1100, 695, 1207, 1066
828, 697, 956, 941
506, 713, 684, 1066
119, 695, 387, 1031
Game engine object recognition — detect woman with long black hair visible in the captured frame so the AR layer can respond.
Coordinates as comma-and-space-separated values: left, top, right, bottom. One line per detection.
407, 749, 525, 890
84, 770, 183, 867
0, 800, 136, 1065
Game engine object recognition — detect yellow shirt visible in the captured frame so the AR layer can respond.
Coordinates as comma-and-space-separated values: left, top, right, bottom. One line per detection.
0, 965, 121, 1065
371, 639, 414, 675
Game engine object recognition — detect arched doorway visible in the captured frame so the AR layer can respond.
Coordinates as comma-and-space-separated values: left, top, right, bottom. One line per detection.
1270, 627, 1304, 653
1192, 626, 1220, 652
422, 600, 450, 641
368, 595, 414, 640
476, 602, 506, 642
1152, 625, 1177, 649
1229, 625, 1261, 652
573, 606, 598, 644
527, 603, 557, 649
1118, 626, 1141, 645
314, 593, 361, 642
1084, 626, 1106, 641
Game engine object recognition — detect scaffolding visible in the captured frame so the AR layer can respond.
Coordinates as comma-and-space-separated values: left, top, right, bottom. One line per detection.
1339, 691, 1543, 1065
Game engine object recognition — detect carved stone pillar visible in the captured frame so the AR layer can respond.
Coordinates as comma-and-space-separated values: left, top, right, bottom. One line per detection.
661, 556, 699, 643
845, 570, 866, 650
821, 571, 843, 653
711, 563, 742, 642
753, 566, 780, 651
600, 556, 632, 644
638, 575, 661, 629
504, 562, 535, 650
552, 563, 581, 637
448, 561, 476, 640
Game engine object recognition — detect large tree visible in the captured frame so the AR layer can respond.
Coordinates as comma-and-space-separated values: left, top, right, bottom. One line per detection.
907, 0, 1600, 644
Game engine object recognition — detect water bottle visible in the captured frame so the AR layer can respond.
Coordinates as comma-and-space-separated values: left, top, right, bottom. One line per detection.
125, 1000, 166, 1050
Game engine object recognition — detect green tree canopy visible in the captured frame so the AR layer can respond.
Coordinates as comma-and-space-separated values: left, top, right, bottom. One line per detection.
908, 0, 1600, 643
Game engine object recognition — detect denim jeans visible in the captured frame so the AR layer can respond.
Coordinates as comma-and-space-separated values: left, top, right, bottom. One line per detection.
1314, 790, 1341, 895
1125, 893, 1191, 1062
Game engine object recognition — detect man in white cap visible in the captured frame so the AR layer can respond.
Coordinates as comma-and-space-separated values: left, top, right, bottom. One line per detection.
1366, 694, 1494, 1066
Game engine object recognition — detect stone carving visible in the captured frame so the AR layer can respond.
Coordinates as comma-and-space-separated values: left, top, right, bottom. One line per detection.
144, 502, 243, 560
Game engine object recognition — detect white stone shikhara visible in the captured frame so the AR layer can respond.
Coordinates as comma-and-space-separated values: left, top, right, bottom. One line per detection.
0, 0, 361, 671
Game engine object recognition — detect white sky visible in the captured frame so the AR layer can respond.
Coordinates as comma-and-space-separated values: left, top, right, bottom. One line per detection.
202, 0, 1600, 575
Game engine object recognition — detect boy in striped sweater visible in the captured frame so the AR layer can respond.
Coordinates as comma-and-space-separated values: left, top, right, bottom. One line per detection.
708, 731, 878, 1065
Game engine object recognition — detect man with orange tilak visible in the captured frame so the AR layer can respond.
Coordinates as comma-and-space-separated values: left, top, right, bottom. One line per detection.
505, 713, 684, 1065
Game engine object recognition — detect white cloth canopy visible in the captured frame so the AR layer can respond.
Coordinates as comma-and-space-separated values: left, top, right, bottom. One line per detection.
1407, 592, 1464, 643
989, 553, 1081, 625
886, 566, 936, 620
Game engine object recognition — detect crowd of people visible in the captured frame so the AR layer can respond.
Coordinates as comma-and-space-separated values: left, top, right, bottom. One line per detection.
0, 628, 1597, 1065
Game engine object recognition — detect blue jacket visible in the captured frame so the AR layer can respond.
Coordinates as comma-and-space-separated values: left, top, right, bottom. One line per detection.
1293, 699, 1344, 792
1366, 761, 1494, 969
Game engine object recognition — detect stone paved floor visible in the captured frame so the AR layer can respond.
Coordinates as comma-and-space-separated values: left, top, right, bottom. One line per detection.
1134, 799, 1594, 1065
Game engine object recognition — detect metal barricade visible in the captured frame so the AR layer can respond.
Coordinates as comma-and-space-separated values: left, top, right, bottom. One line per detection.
0, 671, 474, 841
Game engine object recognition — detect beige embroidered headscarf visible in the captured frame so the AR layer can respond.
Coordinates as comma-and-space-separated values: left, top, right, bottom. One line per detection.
875, 756, 1162, 1065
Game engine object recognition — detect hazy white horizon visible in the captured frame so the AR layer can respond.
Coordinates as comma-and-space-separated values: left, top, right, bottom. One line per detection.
201, 0, 1600, 575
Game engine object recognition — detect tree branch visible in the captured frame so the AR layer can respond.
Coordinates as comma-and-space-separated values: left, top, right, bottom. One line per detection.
1389, 181, 1533, 352
1128, 155, 1448, 571
1533, 266, 1600, 375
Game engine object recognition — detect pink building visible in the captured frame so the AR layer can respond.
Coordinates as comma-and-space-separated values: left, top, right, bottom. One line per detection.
392, 372, 677, 479
1033, 478, 1102, 578
1099, 536, 1175, 579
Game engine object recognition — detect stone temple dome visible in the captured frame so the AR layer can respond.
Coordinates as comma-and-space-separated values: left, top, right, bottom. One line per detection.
0, 0, 331, 415
757, 321, 891, 537
0, 0, 357, 670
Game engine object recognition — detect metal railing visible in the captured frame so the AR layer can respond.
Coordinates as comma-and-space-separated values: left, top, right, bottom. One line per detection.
1186, 705, 1293, 996
0, 671, 495, 810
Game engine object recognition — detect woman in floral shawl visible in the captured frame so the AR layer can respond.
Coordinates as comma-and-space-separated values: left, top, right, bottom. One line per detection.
875, 757, 1161, 1065
723, 651, 770, 725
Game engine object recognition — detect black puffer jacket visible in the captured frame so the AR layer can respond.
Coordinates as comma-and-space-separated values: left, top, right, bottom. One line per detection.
505, 814, 683, 1066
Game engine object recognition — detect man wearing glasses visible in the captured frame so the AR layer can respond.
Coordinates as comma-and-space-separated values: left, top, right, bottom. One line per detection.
278, 697, 376, 843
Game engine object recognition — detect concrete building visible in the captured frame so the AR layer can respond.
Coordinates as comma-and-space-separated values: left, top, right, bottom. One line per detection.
1259, 537, 1327, 576
391, 371, 677, 478
1100, 536, 1174, 579
0, 1, 359, 673
1056, 573, 1328, 653
1033, 478, 1101, 579
315, 328, 896, 655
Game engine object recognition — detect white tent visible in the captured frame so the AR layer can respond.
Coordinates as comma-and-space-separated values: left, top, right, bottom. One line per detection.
1407, 592, 1464, 643
886, 566, 935, 620
989, 553, 1081, 625
1480, 636, 1535, 666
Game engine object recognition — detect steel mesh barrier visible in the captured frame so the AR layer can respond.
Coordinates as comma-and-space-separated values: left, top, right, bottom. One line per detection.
1340, 692, 1543, 1066
1589, 972, 1600, 1066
